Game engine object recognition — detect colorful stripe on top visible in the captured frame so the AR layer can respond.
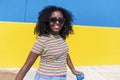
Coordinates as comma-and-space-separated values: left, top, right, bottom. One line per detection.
31, 34, 69, 76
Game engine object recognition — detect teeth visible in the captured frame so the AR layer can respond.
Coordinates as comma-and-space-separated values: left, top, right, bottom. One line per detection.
54, 26, 59, 28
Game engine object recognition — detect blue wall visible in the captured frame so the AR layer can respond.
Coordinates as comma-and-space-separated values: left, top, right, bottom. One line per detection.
0, 0, 120, 27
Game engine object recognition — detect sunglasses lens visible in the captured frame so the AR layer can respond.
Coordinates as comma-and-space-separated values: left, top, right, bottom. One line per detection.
58, 18, 65, 23
49, 18, 57, 23
49, 17, 65, 23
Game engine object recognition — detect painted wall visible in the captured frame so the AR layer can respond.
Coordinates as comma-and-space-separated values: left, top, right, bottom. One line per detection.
0, 0, 120, 68
0, 0, 120, 27
0, 22, 120, 68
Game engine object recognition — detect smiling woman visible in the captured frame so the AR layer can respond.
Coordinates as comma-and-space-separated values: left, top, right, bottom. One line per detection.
34, 6, 73, 40
49, 11, 65, 34
15, 6, 81, 80
0, 0, 120, 80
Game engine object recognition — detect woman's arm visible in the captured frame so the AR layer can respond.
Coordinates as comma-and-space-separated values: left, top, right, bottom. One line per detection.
66, 54, 80, 75
15, 51, 39, 80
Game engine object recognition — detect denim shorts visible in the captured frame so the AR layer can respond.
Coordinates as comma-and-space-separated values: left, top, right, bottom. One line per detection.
34, 73, 66, 80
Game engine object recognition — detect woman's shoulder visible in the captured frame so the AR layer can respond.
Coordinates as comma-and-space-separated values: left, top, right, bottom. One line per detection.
37, 35, 50, 42
38, 35, 46, 40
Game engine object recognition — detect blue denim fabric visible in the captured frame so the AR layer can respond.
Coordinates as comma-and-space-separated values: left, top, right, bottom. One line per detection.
34, 73, 66, 80
76, 72, 84, 80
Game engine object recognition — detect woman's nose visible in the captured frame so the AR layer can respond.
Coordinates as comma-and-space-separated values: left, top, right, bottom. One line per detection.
56, 20, 60, 24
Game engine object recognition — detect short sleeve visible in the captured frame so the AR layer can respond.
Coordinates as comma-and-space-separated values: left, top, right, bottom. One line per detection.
31, 36, 46, 54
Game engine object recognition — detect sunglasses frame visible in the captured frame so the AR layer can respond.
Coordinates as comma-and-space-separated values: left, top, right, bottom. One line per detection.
49, 17, 65, 24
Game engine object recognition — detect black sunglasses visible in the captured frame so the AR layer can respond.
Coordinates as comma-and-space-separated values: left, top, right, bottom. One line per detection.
49, 17, 65, 23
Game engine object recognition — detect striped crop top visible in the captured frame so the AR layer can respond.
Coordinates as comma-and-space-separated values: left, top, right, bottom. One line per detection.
31, 34, 69, 76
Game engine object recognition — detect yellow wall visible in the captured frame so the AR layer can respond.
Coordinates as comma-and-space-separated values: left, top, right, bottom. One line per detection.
0, 22, 120, 68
